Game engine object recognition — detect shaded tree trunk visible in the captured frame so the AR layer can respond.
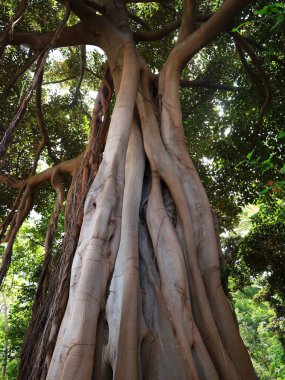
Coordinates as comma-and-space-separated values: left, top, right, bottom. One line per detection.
6, 0, 257, 379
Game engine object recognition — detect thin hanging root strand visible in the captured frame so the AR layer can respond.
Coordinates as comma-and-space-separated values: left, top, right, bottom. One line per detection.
0, 0, 28, 57
0, 186, 25, 242
0, 4, 71, 160
35, 171, 65, 304
0, 185, 34, 287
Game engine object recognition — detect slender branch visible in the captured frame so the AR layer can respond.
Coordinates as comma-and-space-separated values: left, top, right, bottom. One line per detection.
43, 75, 78, 85
35, 170, 65, 305
0, 185, 34, 287
0, 187, 25, 242
134, 14, 211, 42
70, 45, 87, 106
245, 36, 285, 68
233, 37, 264, 97
86, 67, 102, 79
180, 79, 239, 91
35, 69, 59, 165
0, 0, 28, 57
10, 23, 100, 50
0, 5, 71, 160
0, 51, 41, 101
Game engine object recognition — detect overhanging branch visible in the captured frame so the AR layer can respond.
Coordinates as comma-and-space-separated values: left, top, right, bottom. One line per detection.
178, 0, 196, 41
0, 153, 84, 190
10, 23, 100, 50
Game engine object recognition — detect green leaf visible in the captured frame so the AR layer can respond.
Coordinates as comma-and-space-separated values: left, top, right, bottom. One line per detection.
247, 150, 255, 160
232, 21, 250, 32
278, 130, 285, 139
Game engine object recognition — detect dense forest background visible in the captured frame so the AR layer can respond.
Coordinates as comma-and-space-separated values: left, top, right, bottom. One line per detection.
0, 1, 284, 379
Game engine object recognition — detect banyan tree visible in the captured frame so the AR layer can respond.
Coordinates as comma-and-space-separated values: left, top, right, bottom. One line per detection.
0, 0, 262, 379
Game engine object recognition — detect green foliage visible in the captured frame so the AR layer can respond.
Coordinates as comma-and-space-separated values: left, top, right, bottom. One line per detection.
0, 204, 65, 377
230, 279, 285, 379
0, 219, 45, 377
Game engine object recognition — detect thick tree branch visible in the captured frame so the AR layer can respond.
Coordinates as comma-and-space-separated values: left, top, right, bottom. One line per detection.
127, 11, 152, 31
135, 19, 180, 42
167, 0, 254, 71
0, 153, 84, 190
68, 0, 108, 32
10, 23, 100, 50
82, 0, 105, 14
179, 0, 196, 41
180, 79, 239, 91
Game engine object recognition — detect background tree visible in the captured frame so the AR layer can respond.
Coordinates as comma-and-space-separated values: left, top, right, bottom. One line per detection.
0, 0, 284, 379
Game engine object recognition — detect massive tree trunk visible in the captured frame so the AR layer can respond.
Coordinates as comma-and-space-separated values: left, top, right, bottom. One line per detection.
1, 0, 258, 379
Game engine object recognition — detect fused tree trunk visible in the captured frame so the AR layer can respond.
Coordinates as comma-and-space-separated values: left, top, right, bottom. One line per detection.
0, 0, 258, 379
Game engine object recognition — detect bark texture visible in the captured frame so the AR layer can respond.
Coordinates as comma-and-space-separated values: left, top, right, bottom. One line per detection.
0, 0, 258, 379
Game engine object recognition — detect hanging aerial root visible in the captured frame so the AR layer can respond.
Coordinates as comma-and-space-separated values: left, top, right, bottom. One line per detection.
0, 151, 84, 295
0, 185, 34, 287
35, 68, 58, 165
0, 0, 28, 58
70, 44, 87, 106
35, 170, 65, 305
0, 187, 25, 242
0, 3, 71, 160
